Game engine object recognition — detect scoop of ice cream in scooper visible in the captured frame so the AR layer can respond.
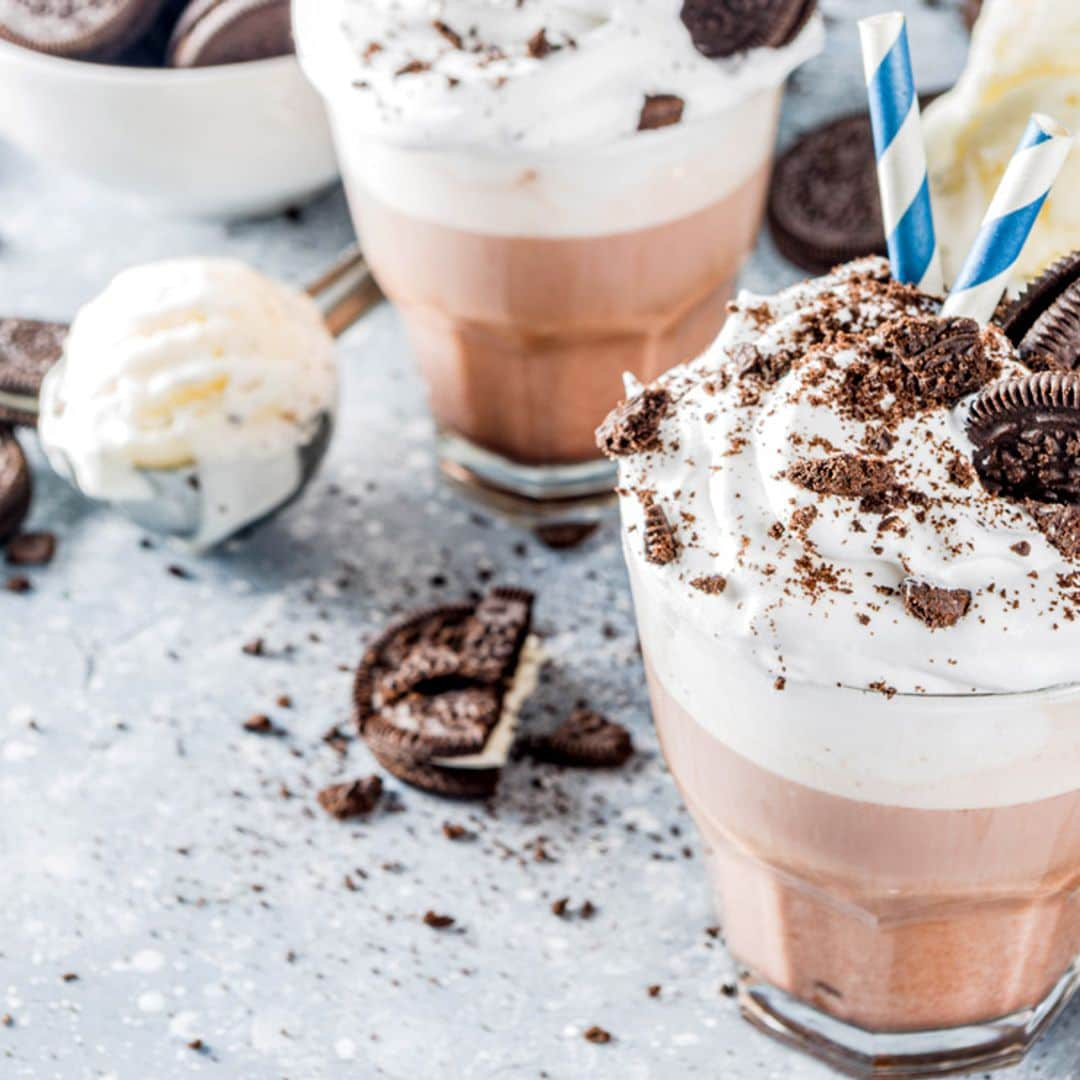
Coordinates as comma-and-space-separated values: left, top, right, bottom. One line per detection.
26, 249, 376, 550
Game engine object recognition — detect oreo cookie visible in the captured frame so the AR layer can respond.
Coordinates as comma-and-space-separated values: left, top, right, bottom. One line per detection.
0, 0, 171, 60
680, 0, 815, 60
999, 252, 1080, 371
768, 112, 885, 274
353, 588, 536, 798
0, 319, 66, 428
0, 432, 31, 545
167, 0, 292, 67
1020, 282, 1080, 370
967, 371, 1080, 502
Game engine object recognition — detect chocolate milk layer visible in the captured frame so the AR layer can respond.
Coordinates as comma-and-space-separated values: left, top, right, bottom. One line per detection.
349, 164, 770, 465
648, 657, 1080, 1031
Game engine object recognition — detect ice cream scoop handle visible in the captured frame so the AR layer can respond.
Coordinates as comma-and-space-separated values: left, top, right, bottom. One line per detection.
305, 244, 383, 338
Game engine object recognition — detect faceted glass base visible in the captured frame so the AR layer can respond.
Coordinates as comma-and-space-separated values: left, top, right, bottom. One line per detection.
437, 429, 616, 526
738, 963, 1080, 1079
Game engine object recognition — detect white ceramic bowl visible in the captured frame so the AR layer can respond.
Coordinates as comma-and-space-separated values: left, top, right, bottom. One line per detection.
0, 39, 339, 218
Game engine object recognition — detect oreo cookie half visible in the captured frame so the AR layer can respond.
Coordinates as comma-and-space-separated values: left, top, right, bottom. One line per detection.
967, 371, 1080, 502
1020, 281, 1080, 371
0, 0, 171, 60
999, 251, 1080, 361
167, 0, 292, 67
680, 0, 815, 60
0, 319, 67, 428
353, 587, 539, 798
0, 431, 31, 544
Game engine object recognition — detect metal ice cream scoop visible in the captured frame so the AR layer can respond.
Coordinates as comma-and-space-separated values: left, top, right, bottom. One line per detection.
29, 245, 380, 551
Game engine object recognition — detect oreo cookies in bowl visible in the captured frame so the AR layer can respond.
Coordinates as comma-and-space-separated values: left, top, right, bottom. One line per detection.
38, 258, 338, 550
0, 0, 174, 60
0, 0, 290, 68
0, 0, 336, 216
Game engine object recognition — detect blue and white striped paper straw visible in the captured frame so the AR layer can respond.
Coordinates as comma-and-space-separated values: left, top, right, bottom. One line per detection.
943, 114, 1073, 324
858, 13, 943, 294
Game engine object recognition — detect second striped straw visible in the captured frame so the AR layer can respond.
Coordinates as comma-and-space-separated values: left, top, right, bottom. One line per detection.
858, 12, 943, 294
943, 114, 1073, 324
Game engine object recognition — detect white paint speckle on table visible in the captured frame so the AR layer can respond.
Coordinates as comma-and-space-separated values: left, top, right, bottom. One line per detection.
1, 3, 1077, 1078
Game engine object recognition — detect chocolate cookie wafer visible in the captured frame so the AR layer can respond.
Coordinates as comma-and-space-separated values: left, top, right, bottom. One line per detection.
0, 431, 31, 544
353, 587, 539, 797
167, 0, 291, 67
0, 319, 66, 428
768, 112, 885, 274
999, 251, 1080, 371
530, 709, 634, 768
967, 371, 1080, 503
769, 95, 946, 276
0, 0, 171, 60
1021, 285, 1080, 372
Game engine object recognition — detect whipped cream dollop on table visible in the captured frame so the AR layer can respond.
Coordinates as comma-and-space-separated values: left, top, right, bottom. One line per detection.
602, 257, 1080, 695
293, 0, 823, 149
925, 0, 1080, 289
40, 257, 337, 548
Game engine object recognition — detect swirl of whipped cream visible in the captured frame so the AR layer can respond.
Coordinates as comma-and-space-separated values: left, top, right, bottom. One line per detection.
293, 0, 823, 150
610, 257, 1080, 695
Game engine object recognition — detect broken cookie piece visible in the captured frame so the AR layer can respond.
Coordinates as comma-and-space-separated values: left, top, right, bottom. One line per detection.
787, 454, 897, 498
530, 709, 634, 768
643, 501, 680, 565
596, 386, 671, 457
900, 579, 972, 630
317, 776, 383, 820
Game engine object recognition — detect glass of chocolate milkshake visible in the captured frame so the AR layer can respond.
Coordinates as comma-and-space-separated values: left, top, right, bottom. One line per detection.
600, 256, 1080, 1075
293, 0, 822, 516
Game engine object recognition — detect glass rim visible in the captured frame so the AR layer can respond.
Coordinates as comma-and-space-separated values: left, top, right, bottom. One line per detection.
313, 90, 784, 164
837, 679, 1080, 703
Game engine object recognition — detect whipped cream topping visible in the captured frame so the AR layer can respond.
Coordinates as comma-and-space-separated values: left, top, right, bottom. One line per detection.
40, 258, 337, 548
293, 0, 823, 150
924, 0, 1080, 289
611, 257, 1080, 695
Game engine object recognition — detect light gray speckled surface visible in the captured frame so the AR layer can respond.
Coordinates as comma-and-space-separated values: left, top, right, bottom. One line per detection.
2, 3, 1079, 1077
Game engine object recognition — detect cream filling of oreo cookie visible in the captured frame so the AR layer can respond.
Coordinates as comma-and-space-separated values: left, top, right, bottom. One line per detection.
0, 389, 36, 415
432, 634, 544, 770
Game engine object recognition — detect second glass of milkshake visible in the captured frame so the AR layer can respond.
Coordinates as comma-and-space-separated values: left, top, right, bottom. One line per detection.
294, 0, 822, 515
601, 257, 1080, 1076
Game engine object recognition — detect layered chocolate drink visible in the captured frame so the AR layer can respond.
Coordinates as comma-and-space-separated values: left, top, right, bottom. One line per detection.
294, 0, 822, 511
600, 256, 1080, 1075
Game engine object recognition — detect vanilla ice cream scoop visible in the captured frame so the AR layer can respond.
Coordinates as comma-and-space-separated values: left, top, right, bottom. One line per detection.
924, 0, 1080, 290
39, 257, 341, 550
